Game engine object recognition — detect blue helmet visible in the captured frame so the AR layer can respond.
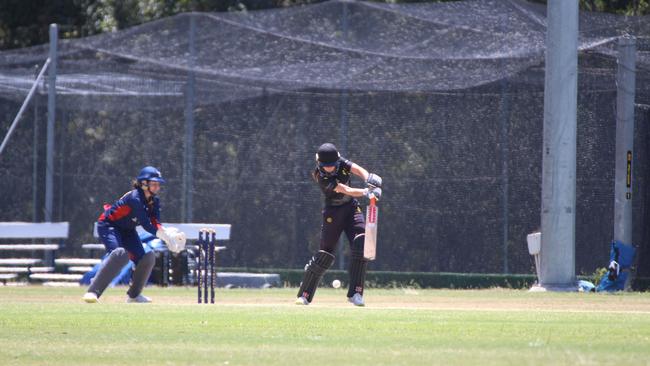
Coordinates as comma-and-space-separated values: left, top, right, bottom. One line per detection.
136, 166, 165, 183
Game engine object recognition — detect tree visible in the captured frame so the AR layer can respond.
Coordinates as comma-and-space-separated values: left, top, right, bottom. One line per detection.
1, 0, 648, 50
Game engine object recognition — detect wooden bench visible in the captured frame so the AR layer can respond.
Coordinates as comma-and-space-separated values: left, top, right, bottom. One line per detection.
67, 266, 94, 273
81, 243, 106, 258
93, 222, 231, 241
55, 258, 102, 266
0, 273, 18, 285
0, 222, 69, 282
0, 267, 54, 273
29, 273, 83, 282
81, 244, 105, 250
90, 223, 231, 286
0, 244, 60, 251
54, 259, 101, 276
29, 272, 85, 286
0, 258, 42, 266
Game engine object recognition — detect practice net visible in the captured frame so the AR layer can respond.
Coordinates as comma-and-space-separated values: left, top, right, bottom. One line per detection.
1, 0, 649, 275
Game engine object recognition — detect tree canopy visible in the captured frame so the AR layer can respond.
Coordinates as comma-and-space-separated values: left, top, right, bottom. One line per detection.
1, 0, 648, 50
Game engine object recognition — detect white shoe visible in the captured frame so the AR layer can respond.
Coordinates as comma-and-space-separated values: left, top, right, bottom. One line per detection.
83, 292, 99, 303
348, 293, 365, 307
127, 294, 152, 303
295, 296, 309, 305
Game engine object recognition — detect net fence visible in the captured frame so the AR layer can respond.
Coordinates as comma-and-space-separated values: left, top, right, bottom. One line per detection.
1, 0, 649, 275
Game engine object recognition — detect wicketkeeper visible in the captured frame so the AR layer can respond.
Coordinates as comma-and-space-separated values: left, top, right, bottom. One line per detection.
296, 143, 382, 306
83, 166, 186, 303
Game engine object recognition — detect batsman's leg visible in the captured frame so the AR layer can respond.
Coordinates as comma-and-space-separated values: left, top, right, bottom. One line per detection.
347, 234, 368, 300
296, 250, 335, 303
296, 205, 344, 304
86, 247, 130, 299
346, 205, 368, 306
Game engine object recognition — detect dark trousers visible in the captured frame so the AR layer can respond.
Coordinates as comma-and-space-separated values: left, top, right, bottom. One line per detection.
320, 200, 365, 253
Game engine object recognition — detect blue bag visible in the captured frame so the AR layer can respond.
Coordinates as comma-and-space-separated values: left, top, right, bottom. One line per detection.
596, 240, 636, 292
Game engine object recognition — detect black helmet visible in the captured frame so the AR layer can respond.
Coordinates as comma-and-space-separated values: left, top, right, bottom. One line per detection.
316, 143, 340, 166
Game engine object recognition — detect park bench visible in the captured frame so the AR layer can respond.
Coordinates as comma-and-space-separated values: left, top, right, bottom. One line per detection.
89, 223, 231, 286
0, 222, 68, 283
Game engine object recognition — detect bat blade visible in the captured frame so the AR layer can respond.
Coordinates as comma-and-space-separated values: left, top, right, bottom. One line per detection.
364, 196, 378, 260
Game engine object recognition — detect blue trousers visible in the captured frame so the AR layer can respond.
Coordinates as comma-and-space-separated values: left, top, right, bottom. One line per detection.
96, 222, 146, 264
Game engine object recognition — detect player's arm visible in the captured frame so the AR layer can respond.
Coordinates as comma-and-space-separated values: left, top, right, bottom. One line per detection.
135, 202, 161, 235
333, 183, 368, 198
334, 183, 382, 200
351, 163, 382, 188
146, 200, 186, 252
350, 163, 369, 181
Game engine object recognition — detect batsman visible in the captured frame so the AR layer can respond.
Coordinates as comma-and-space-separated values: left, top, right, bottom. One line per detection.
296, 143, 382, 306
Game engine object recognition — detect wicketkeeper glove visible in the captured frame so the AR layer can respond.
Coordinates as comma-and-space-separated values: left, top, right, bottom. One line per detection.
156, 227, 174, 245
168, 231, 187, 253
157, 227, 187, 253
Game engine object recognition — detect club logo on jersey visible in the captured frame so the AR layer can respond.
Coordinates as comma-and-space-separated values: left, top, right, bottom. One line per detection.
326, 217, 333, 223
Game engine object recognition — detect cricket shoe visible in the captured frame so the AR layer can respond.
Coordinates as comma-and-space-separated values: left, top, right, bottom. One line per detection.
295, 296, 309, 305
348, 293, 365, 307
127, 294, 152, 303
82, 292, 99, 303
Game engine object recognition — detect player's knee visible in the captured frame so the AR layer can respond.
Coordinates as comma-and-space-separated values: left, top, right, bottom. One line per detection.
109, 247, 128, 258
135, 251, 155, 266
351, 234, 365, 255
306, 250, 335, 274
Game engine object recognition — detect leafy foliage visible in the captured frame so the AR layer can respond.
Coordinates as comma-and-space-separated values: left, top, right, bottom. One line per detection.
1, 0, 649, 50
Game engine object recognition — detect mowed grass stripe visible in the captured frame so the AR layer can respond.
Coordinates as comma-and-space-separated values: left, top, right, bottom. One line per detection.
0, 287, 649, 365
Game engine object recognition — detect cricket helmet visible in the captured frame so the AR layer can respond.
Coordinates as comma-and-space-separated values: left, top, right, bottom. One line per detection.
137, 166, 165, 183
316, 143, 340, 167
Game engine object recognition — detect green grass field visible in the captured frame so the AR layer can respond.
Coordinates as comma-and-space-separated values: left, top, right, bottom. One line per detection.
1, 286, 649, 366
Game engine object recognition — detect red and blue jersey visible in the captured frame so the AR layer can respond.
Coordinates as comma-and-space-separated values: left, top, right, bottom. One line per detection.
97, 188, 162, 235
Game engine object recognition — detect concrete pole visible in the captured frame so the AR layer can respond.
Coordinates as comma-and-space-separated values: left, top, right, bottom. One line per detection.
613, 36, 636, 246
537, 1, 578, 291
45, 24, 57, 222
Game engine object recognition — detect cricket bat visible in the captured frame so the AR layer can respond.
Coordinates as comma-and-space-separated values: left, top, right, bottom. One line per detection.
364, 195, 378, 260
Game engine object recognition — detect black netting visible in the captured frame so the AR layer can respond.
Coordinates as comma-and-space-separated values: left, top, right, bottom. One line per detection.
1, 0, 649, 275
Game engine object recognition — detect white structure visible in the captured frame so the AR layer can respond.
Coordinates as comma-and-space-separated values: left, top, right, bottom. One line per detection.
93, 222, 231, 241
527, 232, 541, 282
538, 0, 579, 291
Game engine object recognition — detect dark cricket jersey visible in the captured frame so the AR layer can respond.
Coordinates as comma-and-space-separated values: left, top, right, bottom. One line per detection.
313, 158, 356, 207
97, 188, 162, 235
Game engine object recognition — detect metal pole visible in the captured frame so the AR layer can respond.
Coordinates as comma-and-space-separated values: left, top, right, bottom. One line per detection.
613, 36, 636, 246
538, 1, 578, 291
0, 59, 50, 156
197, 232, 202, 303
499, 79, 510, 274
32, 70, 40, 223
183, 15, 196, 223
337, 1, 350, 271
45, 24, 58, 223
